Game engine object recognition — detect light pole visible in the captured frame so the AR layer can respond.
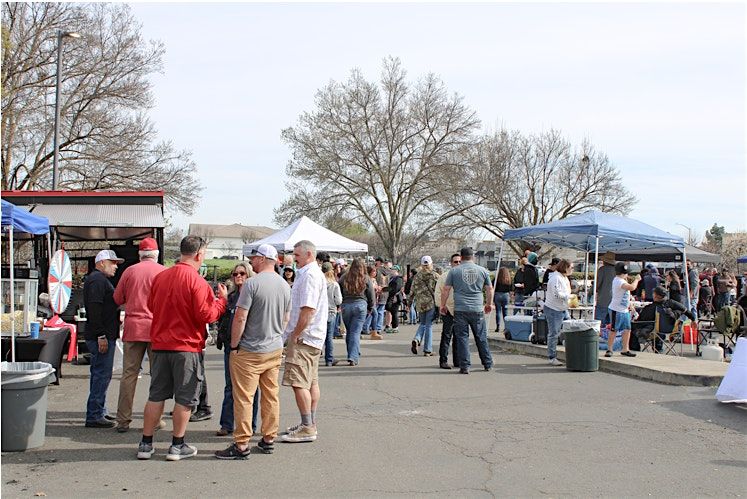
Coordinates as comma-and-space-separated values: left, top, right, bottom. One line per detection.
52, 30, 81, 190
675, 222, 693, 244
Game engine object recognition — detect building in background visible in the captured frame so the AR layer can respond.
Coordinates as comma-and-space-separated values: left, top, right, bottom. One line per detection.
187, 223, 275, 259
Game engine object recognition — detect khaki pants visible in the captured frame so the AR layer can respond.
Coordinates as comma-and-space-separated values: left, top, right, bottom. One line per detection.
116, 341, 152, 427
230, 348, 282, 445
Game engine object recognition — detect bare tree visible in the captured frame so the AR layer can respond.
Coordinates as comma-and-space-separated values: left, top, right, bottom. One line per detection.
240, 228, 258, 245
456, 129, 636, 256
276, 57, 482, 262
1, 2, 201, 214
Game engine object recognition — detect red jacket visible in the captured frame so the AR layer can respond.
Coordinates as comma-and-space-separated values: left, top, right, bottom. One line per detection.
148, 262, 227, 352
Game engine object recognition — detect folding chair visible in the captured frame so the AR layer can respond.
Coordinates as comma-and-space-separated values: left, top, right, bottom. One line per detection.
632, 321, 656, 352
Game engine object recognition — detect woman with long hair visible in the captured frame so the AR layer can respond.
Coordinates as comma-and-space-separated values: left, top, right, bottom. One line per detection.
666, 270, 684, 305
362, 265, 380, 336
216, 262, 257, 436
322, 262, 343, 366
409, 256, 439, 356
493, 268, 512, 332
334, 258, 375, 366
544, 259, 573, 366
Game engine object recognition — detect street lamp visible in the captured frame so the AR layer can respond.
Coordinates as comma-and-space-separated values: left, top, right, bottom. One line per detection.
52, 30, 81, 190
675, 222, 693, 244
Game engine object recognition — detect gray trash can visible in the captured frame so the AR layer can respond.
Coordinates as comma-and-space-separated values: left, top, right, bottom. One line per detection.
1, 361, 56, 451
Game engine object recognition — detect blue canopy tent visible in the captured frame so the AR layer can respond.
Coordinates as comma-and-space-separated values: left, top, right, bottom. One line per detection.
2, 199, 50, 361
497, 211, 687, 310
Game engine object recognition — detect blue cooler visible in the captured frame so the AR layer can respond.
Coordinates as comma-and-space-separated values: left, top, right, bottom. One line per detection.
505, 315, 533, 342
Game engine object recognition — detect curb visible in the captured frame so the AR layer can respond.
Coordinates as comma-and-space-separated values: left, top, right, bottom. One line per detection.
487, 337, 724, 387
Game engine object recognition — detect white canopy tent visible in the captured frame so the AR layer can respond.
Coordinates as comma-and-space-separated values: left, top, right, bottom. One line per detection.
242, 216, 368, 255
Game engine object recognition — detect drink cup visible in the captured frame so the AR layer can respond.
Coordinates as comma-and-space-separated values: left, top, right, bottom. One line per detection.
30, 322, 40, 339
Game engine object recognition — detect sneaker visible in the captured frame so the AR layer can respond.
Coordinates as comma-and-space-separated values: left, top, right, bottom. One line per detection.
483, 365, 492, 371
285, 422, 303, 434
116, 425, 129, 433
189, 409, 213, 422
154, 419, 167, 432
439, 362, 452, 370
214, 443, 250, 460
85, 418, 115, 428
411, 340, 418, 355
384, 327, 393, 334
459, 368, 470, 375
548, 358, 564, 366
604, 350, 613, 357
136, 441, 154, 460
390, 328, 399, 333
423, 351, 433, 357
166, 443, 197, 461
257, 438, 275, 454
620, 351, 637, 357
280, 424, 317, 443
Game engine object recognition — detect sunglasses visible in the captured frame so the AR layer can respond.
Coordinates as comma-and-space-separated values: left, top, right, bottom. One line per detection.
231, 271, 247, 277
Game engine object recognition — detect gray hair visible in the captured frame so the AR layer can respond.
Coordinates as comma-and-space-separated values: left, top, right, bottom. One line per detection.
294, 240, 316, 257
139, 249, 159, 260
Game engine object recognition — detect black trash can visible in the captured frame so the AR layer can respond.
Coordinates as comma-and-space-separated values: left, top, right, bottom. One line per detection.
562, 322, 600, 372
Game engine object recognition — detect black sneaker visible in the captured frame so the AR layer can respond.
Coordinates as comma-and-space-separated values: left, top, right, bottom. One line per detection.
484, 366, 492, 372
85, 418, 115, 428
459, 368, 469, 374
257, 438, 274, 454
620, 351, 637, 357
604, 350, 613, 357
214, 443, 250, 460
439, 362, 452, 370
189, 409, 213, 422
411, 340, 418, 355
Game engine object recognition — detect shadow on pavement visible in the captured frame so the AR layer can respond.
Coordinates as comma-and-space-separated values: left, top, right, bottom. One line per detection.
657, 398, 747, 435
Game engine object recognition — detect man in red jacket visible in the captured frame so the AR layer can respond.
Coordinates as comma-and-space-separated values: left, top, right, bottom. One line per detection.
136, 236, 227, 461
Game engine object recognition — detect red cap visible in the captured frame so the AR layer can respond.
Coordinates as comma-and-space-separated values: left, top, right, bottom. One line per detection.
138, 237, 158, 251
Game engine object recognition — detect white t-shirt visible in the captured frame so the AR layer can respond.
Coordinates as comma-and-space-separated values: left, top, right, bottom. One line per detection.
608, 276, 631, 313
284, 261, 328, 350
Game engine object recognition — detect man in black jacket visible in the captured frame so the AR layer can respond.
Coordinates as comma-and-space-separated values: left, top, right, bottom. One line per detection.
637, 286, 695, 352
83, 249, 124, 428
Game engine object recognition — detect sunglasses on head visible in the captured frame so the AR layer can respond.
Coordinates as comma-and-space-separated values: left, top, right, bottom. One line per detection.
232, 271, 247, 277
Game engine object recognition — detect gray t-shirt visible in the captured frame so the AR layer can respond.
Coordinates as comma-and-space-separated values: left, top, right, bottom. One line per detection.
237, 271, 291, 353
445, 261, 491, 312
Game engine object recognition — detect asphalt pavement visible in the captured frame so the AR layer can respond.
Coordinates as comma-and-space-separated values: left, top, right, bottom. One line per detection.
2, 324, 745, 498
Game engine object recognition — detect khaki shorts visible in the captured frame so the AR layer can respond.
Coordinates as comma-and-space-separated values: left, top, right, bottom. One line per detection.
282, 341, 321, 390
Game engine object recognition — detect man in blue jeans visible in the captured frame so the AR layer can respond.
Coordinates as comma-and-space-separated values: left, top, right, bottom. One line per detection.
440, 247, 494, 374
83, 249, 124, 428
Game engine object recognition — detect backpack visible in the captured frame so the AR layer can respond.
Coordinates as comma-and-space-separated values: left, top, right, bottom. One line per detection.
714, 306, 740, 336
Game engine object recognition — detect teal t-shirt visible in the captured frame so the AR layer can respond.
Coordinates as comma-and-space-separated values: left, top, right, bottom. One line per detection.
444, 262, 491, 312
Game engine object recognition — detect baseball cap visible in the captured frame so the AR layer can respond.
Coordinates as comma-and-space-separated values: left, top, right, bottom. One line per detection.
336, 258, 346, 266
550, 257, 560, 266
138, 237, 158, 251
421, 255, 432, 265
321, 262, 333, 273
615, 262, 629, 275
95, 249, 124, 264
248, 244, 278, 261
460, 247, 473, 258
393, 264, 401, 271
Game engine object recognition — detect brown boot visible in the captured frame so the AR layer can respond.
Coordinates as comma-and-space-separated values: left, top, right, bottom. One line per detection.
370, 331, 383, 340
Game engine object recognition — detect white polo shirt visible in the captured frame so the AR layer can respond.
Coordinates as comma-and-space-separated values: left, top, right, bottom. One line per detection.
284, 261, 328, 349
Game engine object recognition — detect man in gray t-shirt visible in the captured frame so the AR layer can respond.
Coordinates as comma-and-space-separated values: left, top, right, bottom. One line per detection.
215, 244, 290, 460
440, 247, 494, 374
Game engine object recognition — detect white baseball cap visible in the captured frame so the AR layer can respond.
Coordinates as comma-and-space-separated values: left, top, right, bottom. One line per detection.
336, 258, 346, 266
248, 244, 278, 261
421, 255, 433, 265
95, 249, 124, 264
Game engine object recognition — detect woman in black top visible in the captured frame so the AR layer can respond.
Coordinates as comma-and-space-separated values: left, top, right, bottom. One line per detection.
666, 270, 685, 305
493, 268, 513, 332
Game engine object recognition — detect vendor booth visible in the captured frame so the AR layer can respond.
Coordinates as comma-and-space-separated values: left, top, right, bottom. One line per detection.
243, 215, 368, 254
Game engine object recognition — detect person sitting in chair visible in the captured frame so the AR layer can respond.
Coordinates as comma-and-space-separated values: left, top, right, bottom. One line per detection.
637, 286, 695, 353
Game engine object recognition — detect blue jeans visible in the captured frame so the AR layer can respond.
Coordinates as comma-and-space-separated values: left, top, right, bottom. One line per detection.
342, 301, 367, 364
325, 315, 336, 364
333, 313, 342, 337
454, 311, 493, 371
85, 339, 116, 422
544, 306, 569, 360
414, 308, 435, 352
493, 292, 509, 329
373, 303, 386, 331
409, 302, 418, 324
363, 307, 376, 333
219, 348, 259, 433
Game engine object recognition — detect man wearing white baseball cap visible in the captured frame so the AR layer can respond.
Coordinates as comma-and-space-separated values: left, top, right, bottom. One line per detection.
83, 249, 125, 428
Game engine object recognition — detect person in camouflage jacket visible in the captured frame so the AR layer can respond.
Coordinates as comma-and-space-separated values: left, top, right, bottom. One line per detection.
409, 256, 440, 356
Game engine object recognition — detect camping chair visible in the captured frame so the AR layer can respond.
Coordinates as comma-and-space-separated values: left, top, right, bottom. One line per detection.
632, 320, 655, 352
713, 304, 744, 354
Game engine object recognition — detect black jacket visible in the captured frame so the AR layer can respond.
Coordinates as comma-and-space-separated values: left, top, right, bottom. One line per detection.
638, 299, 694, 334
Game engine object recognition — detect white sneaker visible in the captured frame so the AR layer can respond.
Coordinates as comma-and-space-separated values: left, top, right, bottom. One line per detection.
280, 424, 317, 443
548, 358, 563, 366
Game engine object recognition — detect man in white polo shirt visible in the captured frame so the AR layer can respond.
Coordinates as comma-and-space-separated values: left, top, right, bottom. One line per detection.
281, 240, 328, 443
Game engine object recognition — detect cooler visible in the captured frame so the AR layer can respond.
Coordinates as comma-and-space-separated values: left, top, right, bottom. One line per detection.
505, 315, 533, 342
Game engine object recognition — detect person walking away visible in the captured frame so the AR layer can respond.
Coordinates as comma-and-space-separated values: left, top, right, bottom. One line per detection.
405, 268, 418, 325
686, 261, 700, 318
410, 256, 439, 356
362, 265, 380, 335
513, 259, 526, 308
605, 262, 640, 358
440, 247, 494, 374
522, 252, 540, 297
322, 262, 342, 366
84, 249, 124, 428
541, 257, 559, 289
435, 254, 461, 369
665, 270, 685, 306
214, 245, 290, 459
384, 265, 404, 334
113, 238, 165, 433
544, 259, 573, 366
334, 258, 375, 366
374, 258, 390, 333
493, 268, 512, 332
594, 253, 617, 328
136, 236, 227, 461
281, 240, 328, 443
215, 263, 257, 437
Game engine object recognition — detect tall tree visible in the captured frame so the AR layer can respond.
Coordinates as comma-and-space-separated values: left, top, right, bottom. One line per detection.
456, 128, 636, 255
276, 57, 481, 262
1, 2, 201, 214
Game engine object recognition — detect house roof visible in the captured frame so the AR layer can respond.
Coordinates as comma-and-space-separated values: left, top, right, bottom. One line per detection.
188, 223, 276, 240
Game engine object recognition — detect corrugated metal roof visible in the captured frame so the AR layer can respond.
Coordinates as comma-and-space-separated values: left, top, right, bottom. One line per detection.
22, 204, 164, 228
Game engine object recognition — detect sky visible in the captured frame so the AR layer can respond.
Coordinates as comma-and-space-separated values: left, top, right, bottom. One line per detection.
129, 1, 747, 243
